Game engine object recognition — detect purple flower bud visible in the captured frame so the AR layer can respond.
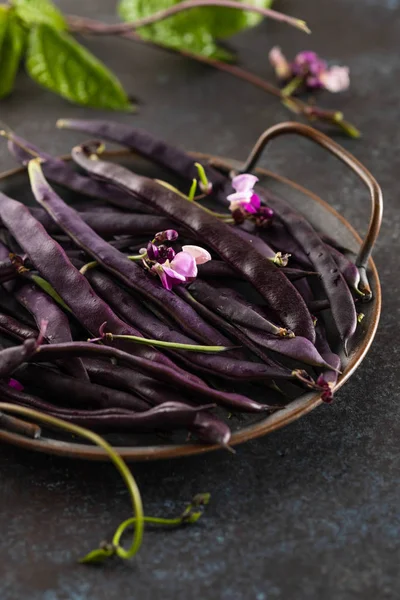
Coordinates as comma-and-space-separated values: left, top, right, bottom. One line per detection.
146, 242, 159, 262
255, 205, 274, 228
259, 206, 274, 219
166, 247, 176, 262
155, 229, 179, 242
155, 244, 176, 264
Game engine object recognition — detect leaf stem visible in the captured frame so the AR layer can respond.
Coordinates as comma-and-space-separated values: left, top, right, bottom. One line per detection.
0, 403, 144, 563
67, 1, 310, 35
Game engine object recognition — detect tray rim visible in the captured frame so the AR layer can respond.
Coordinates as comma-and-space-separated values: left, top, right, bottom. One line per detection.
0, 151, 381, 461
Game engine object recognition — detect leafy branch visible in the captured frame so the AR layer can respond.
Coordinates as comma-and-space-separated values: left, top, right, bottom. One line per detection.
0, 0, 359, 136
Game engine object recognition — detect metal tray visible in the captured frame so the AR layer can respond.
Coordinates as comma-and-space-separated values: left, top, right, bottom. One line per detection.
0, 123, 382, 461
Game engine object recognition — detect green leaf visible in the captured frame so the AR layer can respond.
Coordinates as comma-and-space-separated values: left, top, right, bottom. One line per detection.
0, 7, 26, 99
12, 0, 66, 31
118, 0, 273, 60
26, 25, 133, 110
0, 7, 8, 50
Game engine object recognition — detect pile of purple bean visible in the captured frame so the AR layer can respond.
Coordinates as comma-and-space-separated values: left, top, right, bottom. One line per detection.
0, 119, 367, 448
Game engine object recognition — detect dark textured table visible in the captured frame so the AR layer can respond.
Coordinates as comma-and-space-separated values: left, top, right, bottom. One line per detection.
0, 1, 398, 598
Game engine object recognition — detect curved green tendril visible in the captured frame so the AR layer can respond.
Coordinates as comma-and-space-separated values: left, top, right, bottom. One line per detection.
0, 403, 144, 564
112, 493, 211, 550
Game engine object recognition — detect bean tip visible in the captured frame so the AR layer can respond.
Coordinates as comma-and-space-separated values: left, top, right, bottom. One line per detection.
222, 443, 236, 455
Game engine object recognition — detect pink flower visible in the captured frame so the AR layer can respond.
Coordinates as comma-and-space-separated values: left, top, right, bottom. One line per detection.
320, 66, 350, 93
268, 46, 291, 80
154, 229, 179, 242
152, 245, 211, 291
292, 51, 327, 80
269, 47, 350, 93
227, 174, 261, 213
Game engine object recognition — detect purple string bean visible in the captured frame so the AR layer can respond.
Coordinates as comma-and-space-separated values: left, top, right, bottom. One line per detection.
0, 312, 37, 342
15, 283, 89, 380
6, 133, 153, 214
28, 160, 229, 347
86, 268, 296, 384
33, 342, 276, 413
0, 188, 204, 380
71, 144, 315, 341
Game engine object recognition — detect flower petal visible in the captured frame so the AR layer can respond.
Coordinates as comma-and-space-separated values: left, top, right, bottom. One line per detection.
152, 263, 186, 291
231, 174, 259, 193
170, 251, 198, 278
182, 245, 212, 265
155, 229, 179, 242
268, 46, 291, 80
320, 66, 350, 93
249, 193, 261, 211
227, 191, 253, 205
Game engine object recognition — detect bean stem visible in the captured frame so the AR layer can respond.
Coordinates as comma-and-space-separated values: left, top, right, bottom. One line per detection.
0, 403, 144, 563
89, 331, 231, 353
29, 274, 72, 314
64, 16, 359, 137
155, 179, 232, 221
67, 1, 310, 35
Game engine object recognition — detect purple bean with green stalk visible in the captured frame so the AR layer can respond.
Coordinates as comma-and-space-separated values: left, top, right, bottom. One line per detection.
33, 341, 282, 414
86, 268, 299, 383
253, 187, 357, 351
14, 363, 231, 445
198, 260, 318, 282
56, 118, 228, 191
0, 189, 217, 382
188, 279, 337, 370
176, 286, 286, 366
82, 359, 234, 445
0, 194, 271, 412
188, 278, 291, 337
261, 221, 312, 268
265, 223, 361, 299
27, 160, 231, 347
53, 121, 350, 300
234, 227, 290, 266
5, 132, 153, 214
71, 143, 315, 342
